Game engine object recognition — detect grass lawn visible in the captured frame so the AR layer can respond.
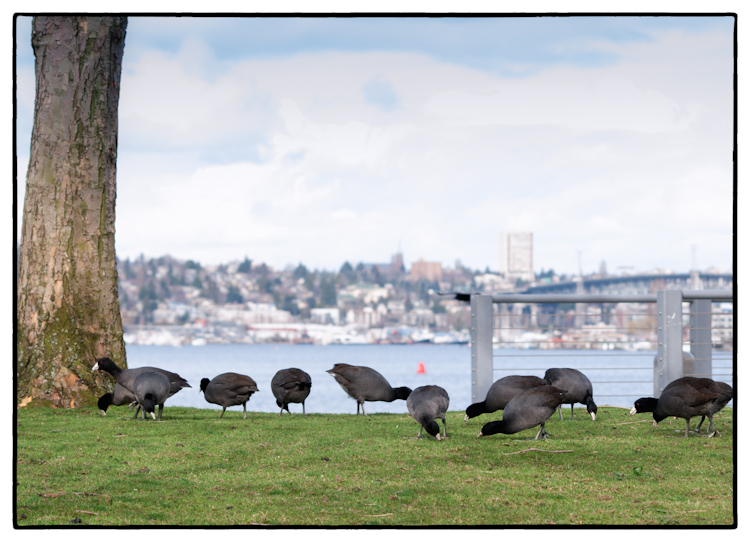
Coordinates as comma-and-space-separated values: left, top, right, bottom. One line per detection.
15, 404, 735, 527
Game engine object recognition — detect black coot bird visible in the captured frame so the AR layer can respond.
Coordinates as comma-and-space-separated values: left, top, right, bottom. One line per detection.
92, 357, 191, 399
133, 371, 171, 421
407, 385, 450, 440
477, 385, 567, 441
326, 363, 412, 415
200, 373, 259, 419
98, 383, 136, 416
271, 368, 312, 415
464, 375, 547, 421
544, 368, 597, 421
630, 376, 723, 437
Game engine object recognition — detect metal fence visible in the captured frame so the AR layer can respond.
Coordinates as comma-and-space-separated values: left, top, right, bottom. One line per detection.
469, 290, 734, 408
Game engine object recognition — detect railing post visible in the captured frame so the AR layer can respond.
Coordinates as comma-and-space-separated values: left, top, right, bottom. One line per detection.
471, 294, 493, 404
689, 299, 712, 378
655, 290, 684, 396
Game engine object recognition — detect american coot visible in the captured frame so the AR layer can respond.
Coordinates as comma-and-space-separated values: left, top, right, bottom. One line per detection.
630, 376, 723, 437
326, 363, 412, 415
544, 368, 597, 421
133, 371, 171, 421
407, 385, 450, 440
92, 357, 191, 398
200, 373, 259, 419
271, 368, 312, 416
477, 385, 567, 441
464, 375, 547, 421
98, 383, 136, 416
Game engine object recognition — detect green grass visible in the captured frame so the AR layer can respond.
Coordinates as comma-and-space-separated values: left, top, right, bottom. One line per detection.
15, 405, 735, 526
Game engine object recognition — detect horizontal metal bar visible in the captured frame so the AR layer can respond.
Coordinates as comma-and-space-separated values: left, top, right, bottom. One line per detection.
495, 366, 654, 371
491, 294, 657, 303
495, 368, 652, 373
684, 312, 735, 316
493, 313, 652, 317
495, 339, 656, 350
488, 290, 732, 304
682, 290, 734, 301
493, 330, 657, 334
597, 394, 652, 398
592, 381, 654, 384
493, 353, 655, 358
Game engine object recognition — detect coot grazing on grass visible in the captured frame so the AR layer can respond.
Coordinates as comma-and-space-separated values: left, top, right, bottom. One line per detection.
407, 385, 450, 440
630, 376, 723, 437
464, 375, 547, 421
98, 383, 136, 416
92, 357, 191, 398
544, 368, 597, 421
200, 373, 259, 419
477, 385, 567, 441
133, 371, 171, 421
326, 363, 412, 415
271, 368, 312, 415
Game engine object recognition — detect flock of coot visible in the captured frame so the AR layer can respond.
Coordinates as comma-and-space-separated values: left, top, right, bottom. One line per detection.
92, 357, 732, 439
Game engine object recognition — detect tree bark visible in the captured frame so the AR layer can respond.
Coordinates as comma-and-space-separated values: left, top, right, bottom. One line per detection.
17, 16, 128, 408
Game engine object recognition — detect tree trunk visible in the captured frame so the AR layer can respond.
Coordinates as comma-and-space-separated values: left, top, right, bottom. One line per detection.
17, 16, 128, 408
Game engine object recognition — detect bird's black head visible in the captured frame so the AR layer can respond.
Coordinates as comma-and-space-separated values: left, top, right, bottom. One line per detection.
93, 357, 118, 374
478, 420, 506, 437
199, 378, 211, 393
423, 420, 441, 439
587, 398, 598, 420
631, 397, 658, 415
465, 401, 486, 420
141, 393, 156, 413
394, 387, 412, 400
98, 393, 114, 414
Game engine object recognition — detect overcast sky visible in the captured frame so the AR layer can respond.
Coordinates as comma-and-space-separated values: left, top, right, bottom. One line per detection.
14, 14, 736, 275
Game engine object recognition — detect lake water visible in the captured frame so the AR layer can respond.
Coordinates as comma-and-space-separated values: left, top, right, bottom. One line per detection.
124, 344, 734, 415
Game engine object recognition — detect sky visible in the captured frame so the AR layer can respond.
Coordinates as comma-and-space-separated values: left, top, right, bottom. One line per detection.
13, 13, 736, 276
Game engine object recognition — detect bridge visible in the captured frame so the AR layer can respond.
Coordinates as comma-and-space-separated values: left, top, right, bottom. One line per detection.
521, 272, 733, 297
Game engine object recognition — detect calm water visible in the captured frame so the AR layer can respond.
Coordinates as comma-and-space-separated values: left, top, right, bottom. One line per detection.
124, 344, 734, 415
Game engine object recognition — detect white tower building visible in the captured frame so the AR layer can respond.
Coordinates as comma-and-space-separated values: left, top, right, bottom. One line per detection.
499, 232, 535, 283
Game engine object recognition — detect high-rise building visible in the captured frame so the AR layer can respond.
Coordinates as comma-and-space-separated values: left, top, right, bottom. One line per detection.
499, 232, 534, 282
410, 258, 443, 282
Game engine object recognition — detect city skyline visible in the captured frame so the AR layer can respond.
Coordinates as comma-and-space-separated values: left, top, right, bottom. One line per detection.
14, 15, 735, 275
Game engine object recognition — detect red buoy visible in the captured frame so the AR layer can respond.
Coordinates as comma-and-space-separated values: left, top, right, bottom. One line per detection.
416, 361, 426, 374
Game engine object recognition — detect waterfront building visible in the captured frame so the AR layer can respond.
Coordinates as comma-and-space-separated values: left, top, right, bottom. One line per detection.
499, 231, 535, 283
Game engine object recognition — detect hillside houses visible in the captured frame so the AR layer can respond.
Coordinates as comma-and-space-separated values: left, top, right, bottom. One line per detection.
115, 254, 707, 348
117, 254, 478, 344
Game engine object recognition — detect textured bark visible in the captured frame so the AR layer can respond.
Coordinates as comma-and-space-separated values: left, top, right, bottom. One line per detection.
17, 16, 128, 408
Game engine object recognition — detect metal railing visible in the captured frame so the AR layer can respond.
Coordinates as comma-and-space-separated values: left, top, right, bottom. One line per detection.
469, 290, 733, 406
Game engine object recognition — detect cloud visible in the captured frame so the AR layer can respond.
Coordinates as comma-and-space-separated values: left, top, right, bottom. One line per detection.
15, 17, 734, 275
